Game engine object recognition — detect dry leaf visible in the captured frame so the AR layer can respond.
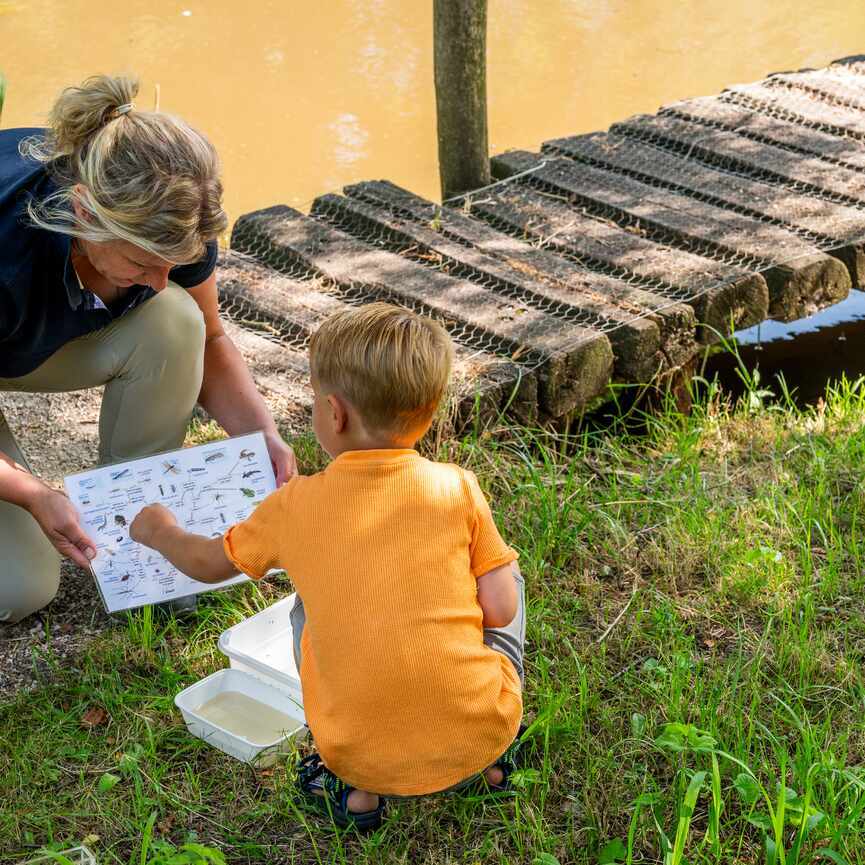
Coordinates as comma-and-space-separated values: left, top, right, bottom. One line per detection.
80, 706, 110, 728
157, 814, 176, 836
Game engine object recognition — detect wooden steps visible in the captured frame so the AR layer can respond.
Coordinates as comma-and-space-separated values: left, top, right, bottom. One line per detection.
543, 130, 865, 289
220, 57, 865, 428
662, 96, 865, 173
311, 189, 696, 382
218, 253, 539, 425
491, 150, 850, 323
232, 206, 613, 418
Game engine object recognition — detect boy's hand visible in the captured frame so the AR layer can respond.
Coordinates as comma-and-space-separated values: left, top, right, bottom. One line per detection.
130, 504, 178, 548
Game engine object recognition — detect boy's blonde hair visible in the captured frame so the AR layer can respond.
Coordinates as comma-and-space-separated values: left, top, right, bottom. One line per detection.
309, 303, 454, 437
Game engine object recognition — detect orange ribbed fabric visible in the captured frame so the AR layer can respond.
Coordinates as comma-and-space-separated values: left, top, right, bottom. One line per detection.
223, 448, 521, 795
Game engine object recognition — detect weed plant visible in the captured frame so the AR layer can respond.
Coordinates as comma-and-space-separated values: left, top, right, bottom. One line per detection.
3, 368, 865, 864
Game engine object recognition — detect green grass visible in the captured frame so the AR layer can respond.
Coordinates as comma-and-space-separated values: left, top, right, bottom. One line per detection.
3, 371, 865, 864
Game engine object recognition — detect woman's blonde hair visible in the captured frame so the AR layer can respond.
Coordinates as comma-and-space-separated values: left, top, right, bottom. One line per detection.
309, 303, 454, 437
20, 74, 227, 263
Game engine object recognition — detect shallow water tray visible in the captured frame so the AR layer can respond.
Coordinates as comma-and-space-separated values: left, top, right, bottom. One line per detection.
218, 593, 302, 692
175, 668, 305, 766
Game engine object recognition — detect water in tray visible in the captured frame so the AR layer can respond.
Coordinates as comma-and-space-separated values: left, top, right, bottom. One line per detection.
196, 690, 302, 745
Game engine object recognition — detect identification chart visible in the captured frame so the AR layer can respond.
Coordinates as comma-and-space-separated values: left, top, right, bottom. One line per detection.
64, 432, 276, 613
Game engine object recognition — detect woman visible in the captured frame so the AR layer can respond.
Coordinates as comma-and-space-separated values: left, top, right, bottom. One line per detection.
0, 75, 296, 623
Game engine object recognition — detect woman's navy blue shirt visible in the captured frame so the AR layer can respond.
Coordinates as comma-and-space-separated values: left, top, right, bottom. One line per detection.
0, 128, 218, 378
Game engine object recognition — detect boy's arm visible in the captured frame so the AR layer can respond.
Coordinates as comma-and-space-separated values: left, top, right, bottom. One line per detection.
130, 504, 239, 584
476, 562, 518, 628
464, 469, 519, 627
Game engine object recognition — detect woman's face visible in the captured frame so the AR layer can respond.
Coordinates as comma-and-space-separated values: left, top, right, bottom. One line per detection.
82, 237, 174, 290
71, 187, 176, 289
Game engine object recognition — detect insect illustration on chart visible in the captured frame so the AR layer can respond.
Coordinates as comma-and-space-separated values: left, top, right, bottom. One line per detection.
114, 514, 127, 528
111, 468, 131, 481
162, 459, 180, 475
204, 451, 226, 463
239, 449, 255, 461
242, 469, 262, 479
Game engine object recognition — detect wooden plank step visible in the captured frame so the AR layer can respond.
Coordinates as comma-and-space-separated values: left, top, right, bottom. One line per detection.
614, 109, 865, 208
480, 158, 769, 338
218, 253, 344, 347
217, 252, 539, 426
726, 81, 865, 140
764, 70, 865, 112
544, 131, 865, 287
220, 318, 313, 426
663, 96, 865, 173
832, 55, 865, 74
231, 206, 614, 417
312, 191, 695, 382
492, 150, 847, 322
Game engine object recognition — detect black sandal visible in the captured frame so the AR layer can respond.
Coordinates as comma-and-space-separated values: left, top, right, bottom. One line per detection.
296, 753, 385, 831
484, 724, 527, 792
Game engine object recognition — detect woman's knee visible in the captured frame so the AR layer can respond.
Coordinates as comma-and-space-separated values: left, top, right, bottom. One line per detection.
0, 502, 61, 623
139, 285, 206, 366
121, 283, 205, 371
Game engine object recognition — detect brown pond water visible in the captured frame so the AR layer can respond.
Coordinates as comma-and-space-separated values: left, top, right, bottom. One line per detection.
3, 0, 865, 223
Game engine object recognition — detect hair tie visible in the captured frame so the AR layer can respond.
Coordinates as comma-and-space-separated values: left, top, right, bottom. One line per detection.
108, 102, 135, 121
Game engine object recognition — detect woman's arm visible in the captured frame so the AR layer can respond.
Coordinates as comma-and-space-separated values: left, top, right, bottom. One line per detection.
130, 503, 238, 583
0, 451, 96, 568
187, 273, 297, 484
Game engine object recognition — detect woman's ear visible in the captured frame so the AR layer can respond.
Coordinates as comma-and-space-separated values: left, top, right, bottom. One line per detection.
327, 393, 349, 433
71, 184, 91, 222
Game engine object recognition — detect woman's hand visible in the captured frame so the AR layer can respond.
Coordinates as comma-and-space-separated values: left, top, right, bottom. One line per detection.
130, 503, 178, 549
27, 487, 97, 569
264, 430, 298, 486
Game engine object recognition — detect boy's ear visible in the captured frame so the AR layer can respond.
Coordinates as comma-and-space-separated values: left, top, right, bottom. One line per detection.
327, 393, 349, 433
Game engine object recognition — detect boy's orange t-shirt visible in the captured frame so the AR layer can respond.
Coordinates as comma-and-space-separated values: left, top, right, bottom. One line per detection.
223, 448, 521, 796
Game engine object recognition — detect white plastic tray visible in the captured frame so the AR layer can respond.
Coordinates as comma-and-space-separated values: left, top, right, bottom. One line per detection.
175, 668, 305, 766
218, 593, 302, 693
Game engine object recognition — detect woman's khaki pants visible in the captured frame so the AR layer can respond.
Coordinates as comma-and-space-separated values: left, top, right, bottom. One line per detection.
0, 285, 206, 623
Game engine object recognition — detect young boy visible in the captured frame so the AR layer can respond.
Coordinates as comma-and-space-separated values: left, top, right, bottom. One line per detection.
130, 303, 525, 829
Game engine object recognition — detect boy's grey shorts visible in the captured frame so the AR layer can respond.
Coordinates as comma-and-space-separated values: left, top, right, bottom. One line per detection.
289, 563, 526, 685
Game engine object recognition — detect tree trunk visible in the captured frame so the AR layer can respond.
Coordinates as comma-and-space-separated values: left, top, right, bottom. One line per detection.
434, 0, 490, 201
